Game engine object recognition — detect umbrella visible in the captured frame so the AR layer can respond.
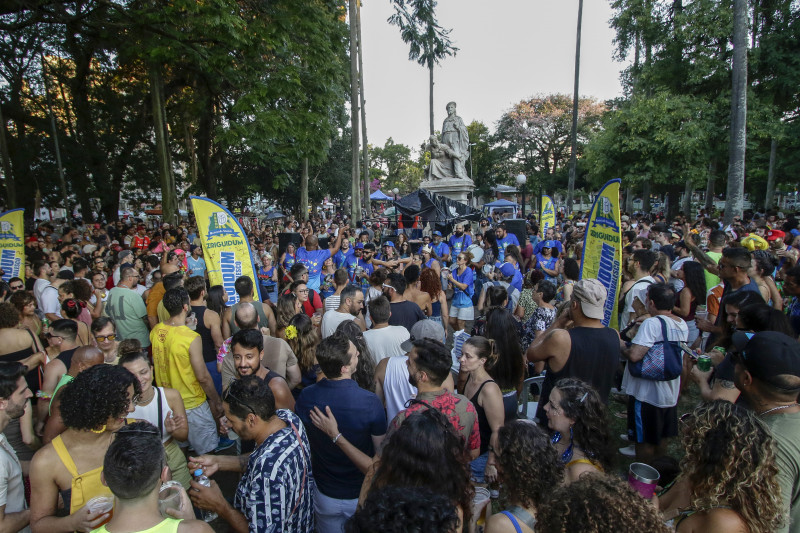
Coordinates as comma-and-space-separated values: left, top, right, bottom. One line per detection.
265, 211, 285, 220
484, 199, 517, 208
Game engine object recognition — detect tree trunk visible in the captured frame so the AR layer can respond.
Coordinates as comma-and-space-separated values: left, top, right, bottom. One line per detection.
642, 180, 651, 214
625, 185, 634, 213
356, 0, 370, 216
682, 178, 692, 216
149, 65, 178, 226
0, 104, 15, 209
765, 138, 777, 210
705, 159, 716, 212
428, 61, 435, 136
41, 55, 70, 219
300, 158, 309, 221
724, 0, 748, 225
566, 0, 584, 215
348, 0, 361, 223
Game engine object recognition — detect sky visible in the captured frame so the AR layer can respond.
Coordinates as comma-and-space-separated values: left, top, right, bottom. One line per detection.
360, 0, 628, 151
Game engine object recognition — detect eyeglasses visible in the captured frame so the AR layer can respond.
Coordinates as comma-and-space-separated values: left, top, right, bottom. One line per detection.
296, 289, 309, 294
95, 334, 117, 342
224, 380, 256, 417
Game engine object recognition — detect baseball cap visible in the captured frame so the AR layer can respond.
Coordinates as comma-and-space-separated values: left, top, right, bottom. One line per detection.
383, 241, 395, 248
620, 215, 630, 222
400, 319, 446, 352
433, 231, 442, 237
421, 245, 432, 254
731, 331, 800, 388
542, 240, 556, 249
766, 229, 786, 241
118, 250, 133, 262
354, 242, 364, 250
499, 262, 517, 278
572, 278, 607, 320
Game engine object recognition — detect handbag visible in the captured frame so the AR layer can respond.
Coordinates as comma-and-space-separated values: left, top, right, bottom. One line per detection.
628, 316, 683, 381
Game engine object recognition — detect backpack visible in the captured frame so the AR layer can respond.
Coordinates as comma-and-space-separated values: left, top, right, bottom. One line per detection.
628, 316, 684, 381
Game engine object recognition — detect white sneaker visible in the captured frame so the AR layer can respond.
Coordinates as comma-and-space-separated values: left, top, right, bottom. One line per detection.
618, 445, 636, 457
620, 434, 629, 442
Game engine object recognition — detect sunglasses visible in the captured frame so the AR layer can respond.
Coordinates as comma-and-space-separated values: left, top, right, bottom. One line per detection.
9, 284, 23, 290
45, 333, 64, 340
95, 334, 117, 342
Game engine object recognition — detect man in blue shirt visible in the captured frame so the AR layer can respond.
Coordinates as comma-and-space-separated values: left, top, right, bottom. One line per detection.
346, 243, 374, 293
186, 246, 206, 279
334, 238, 354, 269
431, 231, 451, 263
296, 332, 386, 532
296, 226, 348, 292
448, 223, 472, 258
495, 222, 520, 262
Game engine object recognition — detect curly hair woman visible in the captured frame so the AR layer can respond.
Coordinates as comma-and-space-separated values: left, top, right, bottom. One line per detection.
336, 320, 376, 393
286, 313, 321, 396
361, 408, 473, 531
658, 400, 784, 533
29, 364, 140, 531
537, 474, 671, 533
543, 378, 614, 483
485, 420, 563, 533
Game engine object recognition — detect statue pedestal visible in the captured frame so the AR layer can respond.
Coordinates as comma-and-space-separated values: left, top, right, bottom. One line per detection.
420, 178, 474, 204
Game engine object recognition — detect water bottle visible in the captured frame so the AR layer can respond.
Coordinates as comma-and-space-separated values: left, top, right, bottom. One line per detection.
193, 469, 218, 522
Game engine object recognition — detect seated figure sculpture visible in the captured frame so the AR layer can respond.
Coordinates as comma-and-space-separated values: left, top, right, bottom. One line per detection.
427, 101, 471, 181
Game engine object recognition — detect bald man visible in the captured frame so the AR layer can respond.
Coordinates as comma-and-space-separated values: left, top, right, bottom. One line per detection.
296, 226, 349, 292
219, 303, 300, 390
43, 346, 105, 443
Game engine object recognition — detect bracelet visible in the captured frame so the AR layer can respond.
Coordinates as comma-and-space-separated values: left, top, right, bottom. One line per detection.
332, 432, 343, 444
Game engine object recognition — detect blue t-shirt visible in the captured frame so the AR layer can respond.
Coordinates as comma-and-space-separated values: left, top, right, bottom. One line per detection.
186, 256, 206, 278
452, 267, 475, 308
319, 272, 335, 299
535, 254, 559, 282
448, 234, 472, 256
432, 241, 450, 259
295, 379, 386, 499
346, 256, 373, 291
497, 233, 520, 261
297, 248, 331, 291
334, 249, 354, 269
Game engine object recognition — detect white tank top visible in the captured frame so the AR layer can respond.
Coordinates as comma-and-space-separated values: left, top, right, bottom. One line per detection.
383, 356, 417, 422
130, 387, 172, 442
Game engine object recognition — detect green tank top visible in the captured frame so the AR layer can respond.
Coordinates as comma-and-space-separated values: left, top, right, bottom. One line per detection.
49, 373, 74, 415
93, 517, 182, 533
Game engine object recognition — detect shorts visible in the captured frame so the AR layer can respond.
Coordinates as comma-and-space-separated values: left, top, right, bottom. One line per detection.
450, 304, 475, 321
627, 396, 678, 446
184, 401, 219, 455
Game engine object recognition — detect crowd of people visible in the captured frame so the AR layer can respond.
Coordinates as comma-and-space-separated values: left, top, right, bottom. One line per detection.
0, 205, 799, 532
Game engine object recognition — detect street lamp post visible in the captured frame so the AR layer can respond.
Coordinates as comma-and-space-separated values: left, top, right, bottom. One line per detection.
392, 187, 400, 235
516, 173, 527, 218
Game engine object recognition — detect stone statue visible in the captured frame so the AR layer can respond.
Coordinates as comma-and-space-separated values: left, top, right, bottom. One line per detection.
427, 101, 471, 181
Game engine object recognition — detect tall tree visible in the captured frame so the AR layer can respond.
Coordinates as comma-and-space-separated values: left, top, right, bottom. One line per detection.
349, 0, 362, 222
725, 0, 748, 224
388, 0, 458, 135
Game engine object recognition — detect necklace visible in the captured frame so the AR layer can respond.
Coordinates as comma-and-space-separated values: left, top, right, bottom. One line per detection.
758, 403, 800, 416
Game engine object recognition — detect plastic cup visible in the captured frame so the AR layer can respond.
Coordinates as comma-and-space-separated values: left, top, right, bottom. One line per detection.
628, 462, 660, 499
158, 481, 183, 518
86, 496, 114, 526
472, 486, 491, 526
694, 305, 708, 322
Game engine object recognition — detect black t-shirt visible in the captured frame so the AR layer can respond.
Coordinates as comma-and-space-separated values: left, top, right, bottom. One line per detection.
388, 301, 427, 333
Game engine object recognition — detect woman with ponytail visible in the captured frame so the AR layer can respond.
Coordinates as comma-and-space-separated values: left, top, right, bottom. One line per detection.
60, 298, 90, 345
459, 336, 505, 484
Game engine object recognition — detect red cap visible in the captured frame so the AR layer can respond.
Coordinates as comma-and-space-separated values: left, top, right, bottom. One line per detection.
766, 229, 785, 241
26, 235, 37, 243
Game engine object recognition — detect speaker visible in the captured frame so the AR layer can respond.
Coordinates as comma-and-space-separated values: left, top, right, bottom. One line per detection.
278, 233, 303, 257
502, 219, 528, 248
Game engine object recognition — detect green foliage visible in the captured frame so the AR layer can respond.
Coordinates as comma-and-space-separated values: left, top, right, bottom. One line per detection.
369, 137, 423, 193
387, 0, 458, 68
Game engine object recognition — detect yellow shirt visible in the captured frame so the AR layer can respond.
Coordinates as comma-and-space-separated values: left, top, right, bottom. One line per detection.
150, 323, 205, 409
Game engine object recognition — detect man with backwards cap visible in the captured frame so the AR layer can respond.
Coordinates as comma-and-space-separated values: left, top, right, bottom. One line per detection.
732, 330, 800, 533
431, 231, 451, 263
526, 279, 621, 424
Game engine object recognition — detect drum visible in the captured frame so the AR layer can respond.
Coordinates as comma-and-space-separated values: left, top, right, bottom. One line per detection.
466, 244, 484, 265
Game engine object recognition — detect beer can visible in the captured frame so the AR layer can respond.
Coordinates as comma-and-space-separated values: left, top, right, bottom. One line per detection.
697, 355, 712, 372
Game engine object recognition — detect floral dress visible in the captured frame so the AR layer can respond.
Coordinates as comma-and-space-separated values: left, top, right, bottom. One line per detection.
521, 306, 557, 351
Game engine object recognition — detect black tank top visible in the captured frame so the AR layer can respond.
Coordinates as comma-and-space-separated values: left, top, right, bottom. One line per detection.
469, 377, 498, 455
56, 348, 78, 374
535, 327, 620, 422
191, 305, 217, 363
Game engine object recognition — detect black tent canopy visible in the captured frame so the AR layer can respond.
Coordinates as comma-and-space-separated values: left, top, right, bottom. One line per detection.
393, 189, 481, 235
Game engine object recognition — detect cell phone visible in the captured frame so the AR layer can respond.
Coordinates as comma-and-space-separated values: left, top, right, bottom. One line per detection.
678, 342, 697, 359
